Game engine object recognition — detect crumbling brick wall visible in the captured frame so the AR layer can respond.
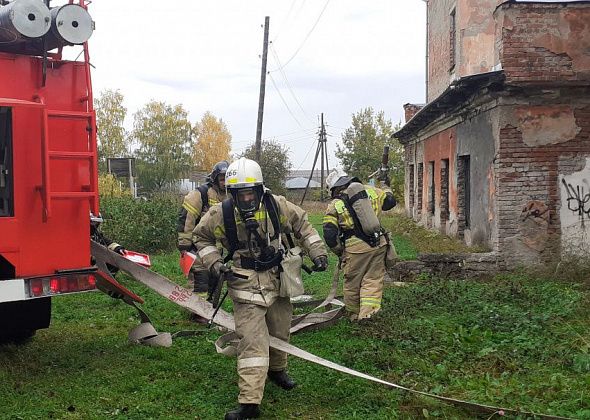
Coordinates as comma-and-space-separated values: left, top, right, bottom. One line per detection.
427, 0, 457, 100
404, 104, 424, 123
496, 2, 590, 84
496, 99, 590, 265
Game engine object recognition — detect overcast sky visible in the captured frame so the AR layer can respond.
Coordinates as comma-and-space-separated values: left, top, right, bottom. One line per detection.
77, 0, 427, 171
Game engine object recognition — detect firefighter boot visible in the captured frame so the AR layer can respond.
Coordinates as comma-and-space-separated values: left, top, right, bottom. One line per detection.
224, 404, 260, 420
267, 370, 297, 390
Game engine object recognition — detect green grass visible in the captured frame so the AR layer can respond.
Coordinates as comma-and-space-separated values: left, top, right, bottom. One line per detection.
1, 213, 589, 419
381, 210, 488, 256
307, 210, 481, 262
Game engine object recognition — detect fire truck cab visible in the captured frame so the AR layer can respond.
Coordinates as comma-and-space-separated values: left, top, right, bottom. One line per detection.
0, 0, 97, 343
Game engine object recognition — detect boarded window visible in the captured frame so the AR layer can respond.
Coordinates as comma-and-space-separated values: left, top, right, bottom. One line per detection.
0, 107, 13, 217
450, 9, 456, 71
458, 155, 471, 233
417, 163, 424, 216
428, 161, 435, 215
441, 159, 450, 223
409, 164, 415, 209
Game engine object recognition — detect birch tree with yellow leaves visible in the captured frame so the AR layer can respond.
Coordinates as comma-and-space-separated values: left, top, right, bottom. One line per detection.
192, 112, 232, 171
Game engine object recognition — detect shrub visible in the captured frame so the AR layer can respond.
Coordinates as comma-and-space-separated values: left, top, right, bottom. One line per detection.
98, 174, 132, 198
99, 194, 180, 253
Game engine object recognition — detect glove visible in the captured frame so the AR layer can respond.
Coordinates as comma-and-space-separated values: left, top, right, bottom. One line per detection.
207, 275, 219, 301
211, 261, 232, 278
312, 255, 328, 272
381, 176, 391, 187
177, 243, 192, 252
108, 242, 126, 255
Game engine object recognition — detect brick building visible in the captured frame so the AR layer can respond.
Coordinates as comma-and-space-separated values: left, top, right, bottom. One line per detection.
396, 0, 590, 266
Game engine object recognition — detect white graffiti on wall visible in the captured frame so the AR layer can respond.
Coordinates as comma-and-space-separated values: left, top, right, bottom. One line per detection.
560, 157, 590, 256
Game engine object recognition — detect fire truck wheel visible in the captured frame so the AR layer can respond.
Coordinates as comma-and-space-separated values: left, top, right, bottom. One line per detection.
0, 297, 51, 345
0, 329, 36, 345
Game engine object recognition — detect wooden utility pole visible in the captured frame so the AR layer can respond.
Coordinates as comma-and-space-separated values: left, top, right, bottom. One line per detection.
300, 114, 329, 204
319, 113, 326, 201
255, 16, 270, 162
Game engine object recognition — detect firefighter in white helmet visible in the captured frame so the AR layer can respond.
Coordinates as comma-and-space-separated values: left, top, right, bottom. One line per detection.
323, 168, 396, 321
177, 161, 229, 303
194, 157, 328, 420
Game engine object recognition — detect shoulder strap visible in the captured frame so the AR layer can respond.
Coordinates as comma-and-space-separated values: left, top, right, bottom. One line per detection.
262, 193, 281, 242
263, 193, 297, 249
197, 183, 211, 213
339, 192, 379, 247
222, 198, 238, 263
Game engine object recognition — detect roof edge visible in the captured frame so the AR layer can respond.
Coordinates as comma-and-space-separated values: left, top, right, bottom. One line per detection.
394, 71, 505, 143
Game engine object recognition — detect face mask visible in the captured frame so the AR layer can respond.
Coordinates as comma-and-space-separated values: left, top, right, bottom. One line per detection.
237, 188, 258, 213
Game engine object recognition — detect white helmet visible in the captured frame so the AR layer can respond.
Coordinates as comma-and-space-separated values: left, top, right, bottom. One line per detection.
226, 157, 264, 189
226, 157, 265, 218
327, 167, 359, 189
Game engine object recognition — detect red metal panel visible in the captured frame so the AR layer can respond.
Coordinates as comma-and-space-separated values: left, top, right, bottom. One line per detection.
0, 54, 96, 277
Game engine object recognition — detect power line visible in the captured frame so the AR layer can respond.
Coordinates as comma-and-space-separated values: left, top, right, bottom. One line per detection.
231, 133, 315, 154
326, 123, 348, 132
272, 0, 299, 43
270, 44, 314, 125
270, 0, 331, 72
295, 138, 318, 171
271, 127, 317, 138
268, 72, 305, 129
232, 128, 316, 145
278, 133, 317, 144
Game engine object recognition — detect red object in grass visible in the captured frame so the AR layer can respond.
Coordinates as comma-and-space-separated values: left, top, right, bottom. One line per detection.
122, 250, 151, 268
180, 251, 197, 277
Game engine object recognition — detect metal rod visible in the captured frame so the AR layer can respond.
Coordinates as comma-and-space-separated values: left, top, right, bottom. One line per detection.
207, 289, 229, 329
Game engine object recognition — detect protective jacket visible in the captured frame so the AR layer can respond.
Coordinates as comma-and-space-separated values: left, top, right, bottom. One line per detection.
177, 183, 227, 251
194, 193, 326, 307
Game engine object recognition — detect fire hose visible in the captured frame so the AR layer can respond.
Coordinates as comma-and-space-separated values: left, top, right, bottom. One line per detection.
91, 241, 571, 420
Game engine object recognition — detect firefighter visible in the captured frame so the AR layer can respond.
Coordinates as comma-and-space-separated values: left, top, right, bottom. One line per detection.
322, 169, 396, 321
194, 157, 328, 420
177, 160, 229, 298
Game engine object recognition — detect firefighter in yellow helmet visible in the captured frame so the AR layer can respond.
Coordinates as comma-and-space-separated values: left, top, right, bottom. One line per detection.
323, 168, 396, 321
194, 157, 328, 420
177, 161, 228, 299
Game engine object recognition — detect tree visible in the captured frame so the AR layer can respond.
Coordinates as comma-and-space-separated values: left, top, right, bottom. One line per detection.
95, 89, 129, 173
241, 140, 292, 195
336, 107, 404, 201
192, 111, 232, 172
132, 101, 192, 193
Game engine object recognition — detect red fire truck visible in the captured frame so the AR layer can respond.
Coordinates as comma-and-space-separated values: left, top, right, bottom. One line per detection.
0, 0, 98, 342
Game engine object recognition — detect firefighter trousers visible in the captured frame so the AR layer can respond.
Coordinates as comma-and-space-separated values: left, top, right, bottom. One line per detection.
233, 296, 292, 404
342, 244, 387, 320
